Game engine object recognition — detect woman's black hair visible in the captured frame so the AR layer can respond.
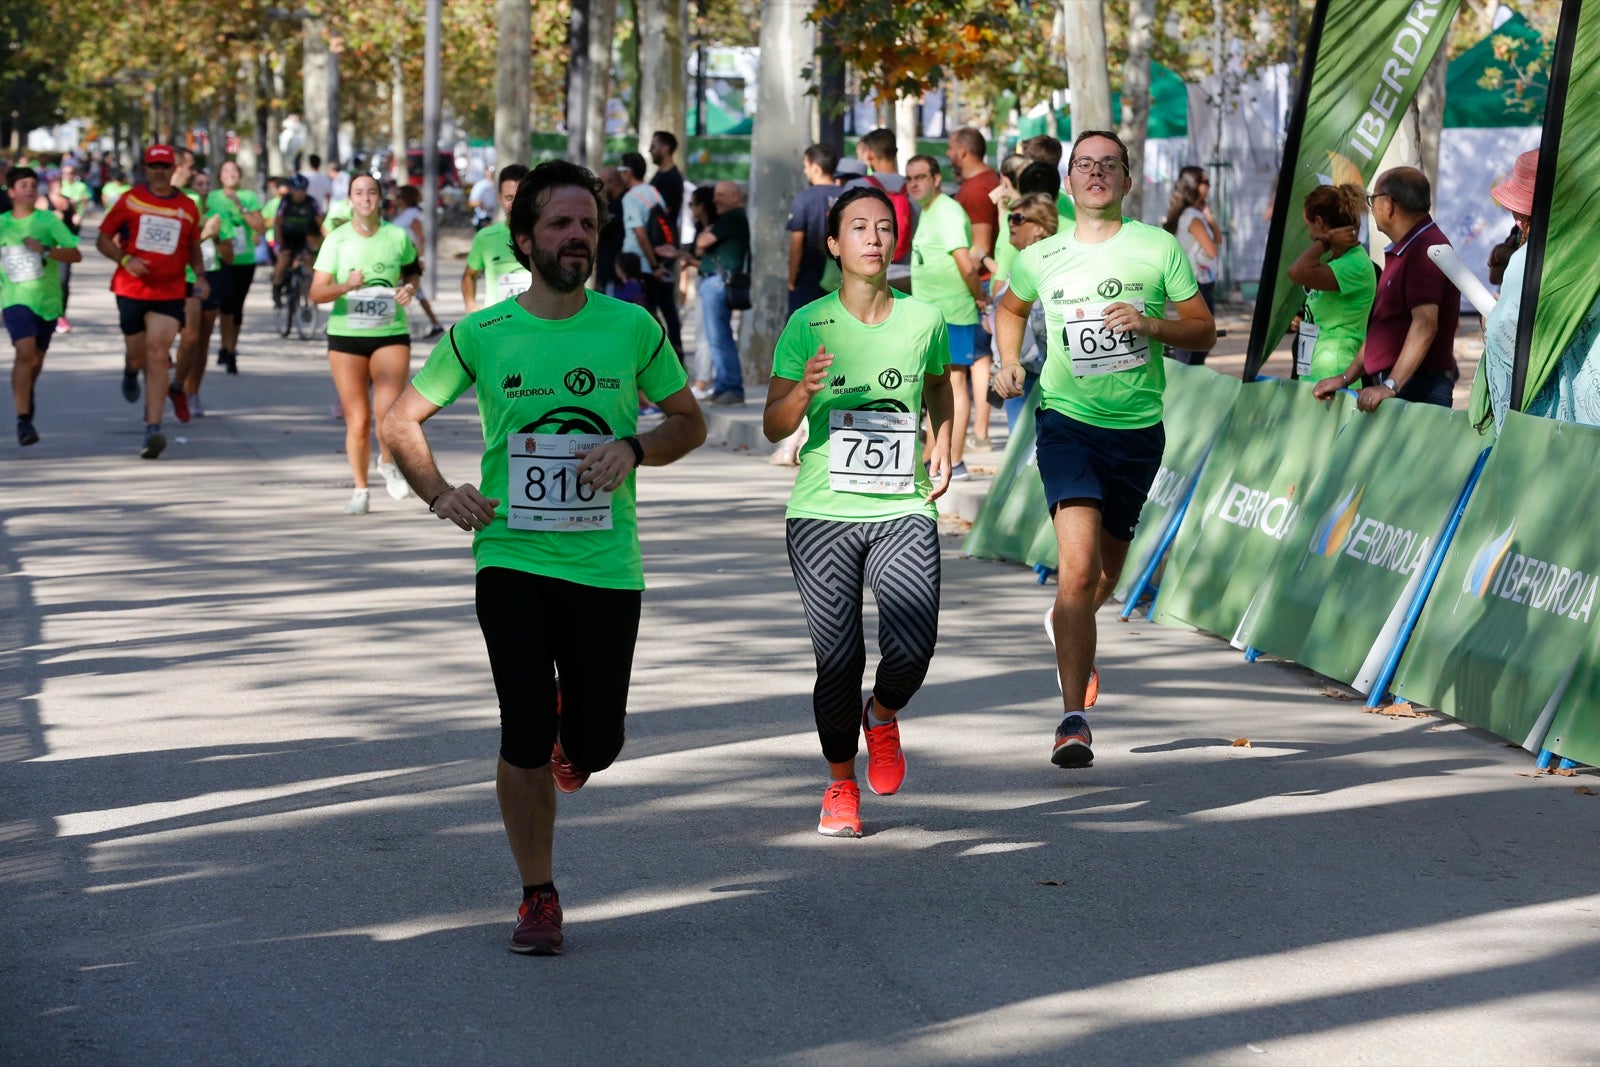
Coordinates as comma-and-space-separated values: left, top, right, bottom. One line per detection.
824, 185, 896, 264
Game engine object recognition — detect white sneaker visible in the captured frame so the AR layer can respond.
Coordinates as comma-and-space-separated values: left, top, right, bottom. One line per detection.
378, 460, 411, 500
344, 488, 370, 515
189, 393, 206, 418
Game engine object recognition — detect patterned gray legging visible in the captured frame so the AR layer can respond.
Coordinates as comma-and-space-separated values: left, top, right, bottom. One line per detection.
785, 514, 941, 764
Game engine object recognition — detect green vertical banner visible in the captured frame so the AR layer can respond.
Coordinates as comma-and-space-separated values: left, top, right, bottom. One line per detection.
1394, 411, 1600, 749
1153, 379, 1353, 639
1510, 0, 1600, 409
961, 390, 1056, 569
1112, 363, 1241, 601
1235, 402, 1487, 688
1542, 619, 1600, 768
1244, 0, 1461, 380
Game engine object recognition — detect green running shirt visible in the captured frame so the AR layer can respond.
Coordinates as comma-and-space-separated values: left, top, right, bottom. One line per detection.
0, 210, 78, 319
773, 290, 950, 522
313, 222, 417, 337
410, 293, 688, 590
909, 194, 978, 326
1007, 220, 1198, 430
467, 223, 532, 306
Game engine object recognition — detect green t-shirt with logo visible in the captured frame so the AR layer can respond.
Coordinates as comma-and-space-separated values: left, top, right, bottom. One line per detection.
910, 193, 977, 326
1303, 245, 1378, 382
467, 222, 532, 306
324, 199, 352, 231
312, 222, 417, 337
1008, 219, 1198, 430
410, 294, 688, 590
0, 209, 79, 318
207, 188, 263, 258
772, 290, 950, 522
263, 195, 281, 243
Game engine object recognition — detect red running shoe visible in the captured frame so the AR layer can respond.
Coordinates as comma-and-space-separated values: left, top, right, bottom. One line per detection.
168, 385, 191, 423
549, 688, 588, 793
817, 780, 862, 838
510, 890, 564, 955
862, 699, 906, 796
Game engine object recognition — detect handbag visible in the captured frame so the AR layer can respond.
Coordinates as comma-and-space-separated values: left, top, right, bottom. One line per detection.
722, 244, 752, 311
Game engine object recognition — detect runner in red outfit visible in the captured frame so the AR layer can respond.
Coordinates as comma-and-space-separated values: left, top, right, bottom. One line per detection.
97, 144, 207, 459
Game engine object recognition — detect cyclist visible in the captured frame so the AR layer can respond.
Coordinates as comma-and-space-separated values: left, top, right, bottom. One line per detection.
763, 186, 954, 837
272, 175, 323, 302
308, 173, 422, 514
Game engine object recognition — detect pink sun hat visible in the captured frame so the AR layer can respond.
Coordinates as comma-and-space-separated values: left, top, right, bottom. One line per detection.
1491, 149, 1539, 215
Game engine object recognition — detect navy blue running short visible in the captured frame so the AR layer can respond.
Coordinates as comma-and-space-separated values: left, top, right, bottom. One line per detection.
1035, 406, 1165, 542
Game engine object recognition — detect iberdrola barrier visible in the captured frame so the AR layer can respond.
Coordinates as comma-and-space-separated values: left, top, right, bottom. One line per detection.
963, 371, 1600, 766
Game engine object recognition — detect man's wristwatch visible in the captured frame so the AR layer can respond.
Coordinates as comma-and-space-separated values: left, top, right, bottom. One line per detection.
1381, 376, 1398, 392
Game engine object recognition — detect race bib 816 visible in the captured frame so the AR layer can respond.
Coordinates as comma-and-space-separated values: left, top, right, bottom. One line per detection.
506, 432, 615, 531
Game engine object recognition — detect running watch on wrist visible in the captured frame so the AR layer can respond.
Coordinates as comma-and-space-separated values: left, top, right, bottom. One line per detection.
1381, 376, 1398, 392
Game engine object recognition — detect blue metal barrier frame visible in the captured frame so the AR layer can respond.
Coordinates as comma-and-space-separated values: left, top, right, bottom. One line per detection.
1119, 477, 1199, 621
1362, 446, 1493, 710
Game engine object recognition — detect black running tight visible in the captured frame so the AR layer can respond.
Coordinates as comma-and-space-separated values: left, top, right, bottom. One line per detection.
785, 515, 941, 764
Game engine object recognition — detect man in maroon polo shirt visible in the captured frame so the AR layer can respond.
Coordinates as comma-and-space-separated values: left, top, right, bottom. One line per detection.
1313, 166, 1460, 411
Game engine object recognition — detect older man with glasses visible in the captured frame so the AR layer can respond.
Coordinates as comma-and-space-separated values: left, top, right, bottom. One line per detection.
992, 129, 1215, 771
1314, 166, 1461, 412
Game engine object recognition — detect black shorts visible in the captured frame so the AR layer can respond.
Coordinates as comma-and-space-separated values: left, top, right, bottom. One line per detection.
279, 230, 312, 254
199, 270, 229, 312
476, 568, 642, 771
1035, 407, 1165, 542
116, 295, 186, 335
222, 264, 255, 318
3, 305, 55, 351
327, 333, 410, 357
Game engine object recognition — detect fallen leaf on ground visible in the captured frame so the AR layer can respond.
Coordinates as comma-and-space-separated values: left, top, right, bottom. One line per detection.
1320, 688, 1357, 701
1575, 786, 1596, 796
1368, 701, 1429, 718
1231, 738, 1252, 748
1553, 766, 1579, 777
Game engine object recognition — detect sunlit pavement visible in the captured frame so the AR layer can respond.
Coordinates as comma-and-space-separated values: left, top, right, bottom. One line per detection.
2, 240, 1595, 1066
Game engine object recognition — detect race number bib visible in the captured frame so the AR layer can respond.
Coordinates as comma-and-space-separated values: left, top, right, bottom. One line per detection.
496, 270, 532, 302
828, 410, 917, 495
1, 245, 44, 283
1062, 302, 1150, 377
506, 432, 614, 531
233, 225, 253, 255
200, 239, 220, 273
1294, 322, 1320, 377
135, 215, 182, 256
345, 286, 397, 330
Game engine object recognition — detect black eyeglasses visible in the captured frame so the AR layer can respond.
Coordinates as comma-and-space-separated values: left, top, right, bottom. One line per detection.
1069, 157, 1128, 175
1366, 192, 1390, 206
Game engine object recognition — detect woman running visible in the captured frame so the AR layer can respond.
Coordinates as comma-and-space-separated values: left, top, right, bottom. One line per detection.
309, 174, 422, 514
209, 160, 266, 374
763, 186, 954, 838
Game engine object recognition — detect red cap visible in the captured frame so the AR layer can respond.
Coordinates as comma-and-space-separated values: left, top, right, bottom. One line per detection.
144, 144, 176, 166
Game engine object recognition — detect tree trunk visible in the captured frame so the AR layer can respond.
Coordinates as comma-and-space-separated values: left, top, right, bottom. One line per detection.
391, 49, 409, 186
1062, 0, 1112, 137
1118, 0, 1156, 218
302, 20, 331, 168
236, 56, 260, 187
1416, 43, 1449, 194
263, 52, 286, 178
816, 12, 845, 152
895, 95, 919, 171
744, 0, 814, 381
585, 0, 616, 170
637, 0, 686, 173
496, 0, 531, 170
566, 0, 592, 163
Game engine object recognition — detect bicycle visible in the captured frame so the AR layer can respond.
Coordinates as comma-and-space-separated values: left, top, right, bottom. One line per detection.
272, 249, 320, 341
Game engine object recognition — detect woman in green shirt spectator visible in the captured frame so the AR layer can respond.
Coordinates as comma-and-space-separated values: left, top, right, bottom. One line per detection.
1287, 184, 1375, 383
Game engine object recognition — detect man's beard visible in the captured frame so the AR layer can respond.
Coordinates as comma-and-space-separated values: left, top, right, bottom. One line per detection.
533, 241, 593, 293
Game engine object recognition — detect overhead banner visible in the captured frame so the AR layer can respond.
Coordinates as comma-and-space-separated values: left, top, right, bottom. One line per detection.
1393, 411, 1600, 749
1235, 401, 1487, 689
1245, 0, 1461, 380
1112, 362, 1241, 601
964, 363, 1240, 574
1509, 0, 1600, 410
1153, 378, 1353, 640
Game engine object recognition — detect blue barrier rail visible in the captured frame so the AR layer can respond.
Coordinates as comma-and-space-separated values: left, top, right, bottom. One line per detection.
1119, 476, 1200, 622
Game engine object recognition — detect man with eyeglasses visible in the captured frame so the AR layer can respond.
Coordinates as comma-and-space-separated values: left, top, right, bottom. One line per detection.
992, 130, 1215, 770
1313, 167, 1460, 412
906, 154, 985, 480
97, 144, 208, 460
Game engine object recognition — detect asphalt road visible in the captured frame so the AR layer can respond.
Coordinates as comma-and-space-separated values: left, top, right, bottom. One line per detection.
1, 241, 1595, 1066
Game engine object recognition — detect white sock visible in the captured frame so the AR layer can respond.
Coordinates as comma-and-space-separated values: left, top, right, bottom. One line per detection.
867, 698, 896, 727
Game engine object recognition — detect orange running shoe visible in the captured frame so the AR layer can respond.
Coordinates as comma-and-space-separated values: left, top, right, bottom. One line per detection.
1044, 606, 1098, 707
862, 699, 906, 796
510, 889, 564, 955
549, 687, 588, 793
817, 780, 862, 837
